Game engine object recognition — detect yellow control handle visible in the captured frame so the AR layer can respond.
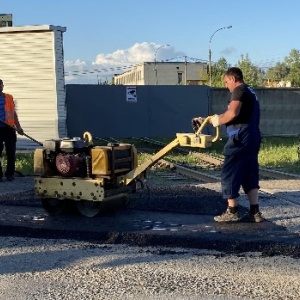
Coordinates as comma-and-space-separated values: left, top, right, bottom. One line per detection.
196, 115, 220, 143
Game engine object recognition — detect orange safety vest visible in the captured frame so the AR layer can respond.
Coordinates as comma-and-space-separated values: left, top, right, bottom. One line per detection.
4, 93, 16, 126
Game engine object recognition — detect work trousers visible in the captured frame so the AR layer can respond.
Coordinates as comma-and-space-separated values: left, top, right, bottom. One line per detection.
0, 126, 17, 178
221, 126, 261, 199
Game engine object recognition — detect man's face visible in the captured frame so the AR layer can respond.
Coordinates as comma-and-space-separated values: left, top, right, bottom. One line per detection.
224, 75, 235, 92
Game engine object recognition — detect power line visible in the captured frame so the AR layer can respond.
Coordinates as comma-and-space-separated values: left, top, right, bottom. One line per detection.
64, 56, 279, 78
163, 56, 207, 63
65, 64, 137, 76
65, 57, 209, 77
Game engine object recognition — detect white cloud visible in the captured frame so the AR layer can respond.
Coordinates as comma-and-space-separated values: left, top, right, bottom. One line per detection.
64, 42, 185, 84
64, 59, 87, 67
94, 42, 180, 64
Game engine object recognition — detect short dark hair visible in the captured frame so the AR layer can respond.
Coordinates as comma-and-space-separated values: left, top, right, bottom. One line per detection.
224, 67, 244, 82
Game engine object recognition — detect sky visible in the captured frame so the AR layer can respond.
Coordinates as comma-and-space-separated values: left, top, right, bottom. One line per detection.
2, 0, 300, 83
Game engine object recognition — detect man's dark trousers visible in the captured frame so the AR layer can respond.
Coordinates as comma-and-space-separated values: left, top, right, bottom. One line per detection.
0, 126, 17, 179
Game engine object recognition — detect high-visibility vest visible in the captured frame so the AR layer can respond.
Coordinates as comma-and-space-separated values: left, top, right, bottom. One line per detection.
4, 93, 15, 126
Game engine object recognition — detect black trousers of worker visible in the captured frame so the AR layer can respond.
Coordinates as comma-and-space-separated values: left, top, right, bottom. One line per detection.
0, 126, 17, 179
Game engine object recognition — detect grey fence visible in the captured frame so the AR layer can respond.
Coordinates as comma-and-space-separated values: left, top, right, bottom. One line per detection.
65, 85, 300, 138
66, 85, 210, 138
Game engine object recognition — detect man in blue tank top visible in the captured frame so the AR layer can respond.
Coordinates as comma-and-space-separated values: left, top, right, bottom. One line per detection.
210, 67, 264, 223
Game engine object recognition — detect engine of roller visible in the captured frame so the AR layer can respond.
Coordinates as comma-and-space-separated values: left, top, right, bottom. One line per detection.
36, 138, 89, 177
34, 137, 138, 181
55, 153, 85, 177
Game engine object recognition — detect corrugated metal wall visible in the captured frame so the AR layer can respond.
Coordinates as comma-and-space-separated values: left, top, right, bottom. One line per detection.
0, 25, 67, 149
66, 85, 210, 138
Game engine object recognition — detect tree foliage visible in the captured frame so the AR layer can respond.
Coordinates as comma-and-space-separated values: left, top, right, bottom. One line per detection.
237, 54, 264, 87
284, 49, 300, 87
211, 57, 229, 87
206, 49, 300, 88
199, 67, 209, 85
265, 62, 289, 81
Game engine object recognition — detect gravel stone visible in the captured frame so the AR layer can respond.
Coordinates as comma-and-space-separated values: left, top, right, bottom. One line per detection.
1, 172, 300, 299
0, 238, 300, 300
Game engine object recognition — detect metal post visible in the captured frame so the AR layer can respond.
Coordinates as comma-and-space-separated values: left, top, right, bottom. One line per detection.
208, 26, 232, 86
184, 56, 187, 85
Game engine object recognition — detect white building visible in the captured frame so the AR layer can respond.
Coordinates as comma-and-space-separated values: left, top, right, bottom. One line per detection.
113, 62, 207, 85
0, 25, 67, 149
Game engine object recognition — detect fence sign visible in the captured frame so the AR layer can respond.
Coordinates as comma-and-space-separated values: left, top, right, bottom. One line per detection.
126, 86, 137, 103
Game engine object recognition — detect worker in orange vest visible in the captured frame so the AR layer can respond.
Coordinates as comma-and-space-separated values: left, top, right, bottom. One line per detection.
0, 79, 24, 182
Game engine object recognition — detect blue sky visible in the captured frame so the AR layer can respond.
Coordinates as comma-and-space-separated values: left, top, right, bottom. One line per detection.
3, 0, 300, 83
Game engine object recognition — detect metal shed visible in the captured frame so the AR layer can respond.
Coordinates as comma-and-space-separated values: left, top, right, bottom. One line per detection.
0, 25, 67, 149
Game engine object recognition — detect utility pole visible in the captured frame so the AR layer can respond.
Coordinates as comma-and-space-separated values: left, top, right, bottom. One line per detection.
184, 56, 187, 85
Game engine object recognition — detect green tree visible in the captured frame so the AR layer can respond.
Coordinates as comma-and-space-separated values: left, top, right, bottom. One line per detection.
200, 48, 300, 88
236, 54, 264, 87
265, 62, 289, 82
284, 49, 300, 87
211, 57, 230, 87
201, 57, 230, 87
199, 66, 209, 85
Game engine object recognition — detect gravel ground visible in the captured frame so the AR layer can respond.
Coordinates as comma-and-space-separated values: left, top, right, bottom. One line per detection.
1, 173, 300, 299
1, 237, 300, 300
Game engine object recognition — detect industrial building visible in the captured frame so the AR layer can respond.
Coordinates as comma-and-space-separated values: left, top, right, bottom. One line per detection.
113, 62, 207, 85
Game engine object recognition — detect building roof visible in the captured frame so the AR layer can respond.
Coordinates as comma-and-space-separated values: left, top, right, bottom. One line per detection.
0, 25, 66, 33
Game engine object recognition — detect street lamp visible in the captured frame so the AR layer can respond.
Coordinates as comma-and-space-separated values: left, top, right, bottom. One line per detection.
154, 44, 170, 85
208, 25, 232, 86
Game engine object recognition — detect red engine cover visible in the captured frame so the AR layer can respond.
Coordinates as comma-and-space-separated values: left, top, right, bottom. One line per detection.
55, 153, 83, 176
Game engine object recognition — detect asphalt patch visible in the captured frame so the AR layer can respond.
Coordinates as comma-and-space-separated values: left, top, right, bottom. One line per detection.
1, 186, 300, 257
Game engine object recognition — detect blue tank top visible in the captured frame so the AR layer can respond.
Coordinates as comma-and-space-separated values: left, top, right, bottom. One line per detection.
0, 94, 5, 127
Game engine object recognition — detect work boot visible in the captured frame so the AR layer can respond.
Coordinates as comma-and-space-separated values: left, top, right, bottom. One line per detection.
240, 211, 265, 223
214, 208, 240, 222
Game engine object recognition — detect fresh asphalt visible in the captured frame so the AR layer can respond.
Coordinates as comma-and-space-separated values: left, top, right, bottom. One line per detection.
1, 179, 300, 257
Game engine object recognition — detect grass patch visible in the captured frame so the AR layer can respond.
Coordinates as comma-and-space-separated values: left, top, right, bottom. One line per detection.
15, 153, 35, 175
259, 137, 300, 173
199, 136, 300, 173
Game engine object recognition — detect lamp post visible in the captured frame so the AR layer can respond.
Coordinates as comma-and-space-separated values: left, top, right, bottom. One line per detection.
154, 44, 169, 85
208, 25, 232, 86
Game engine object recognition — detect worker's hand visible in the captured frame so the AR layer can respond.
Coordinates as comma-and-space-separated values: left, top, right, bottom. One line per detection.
210, 114, 220, 127
191, 117, 204, 133
16, 127, 24, 135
